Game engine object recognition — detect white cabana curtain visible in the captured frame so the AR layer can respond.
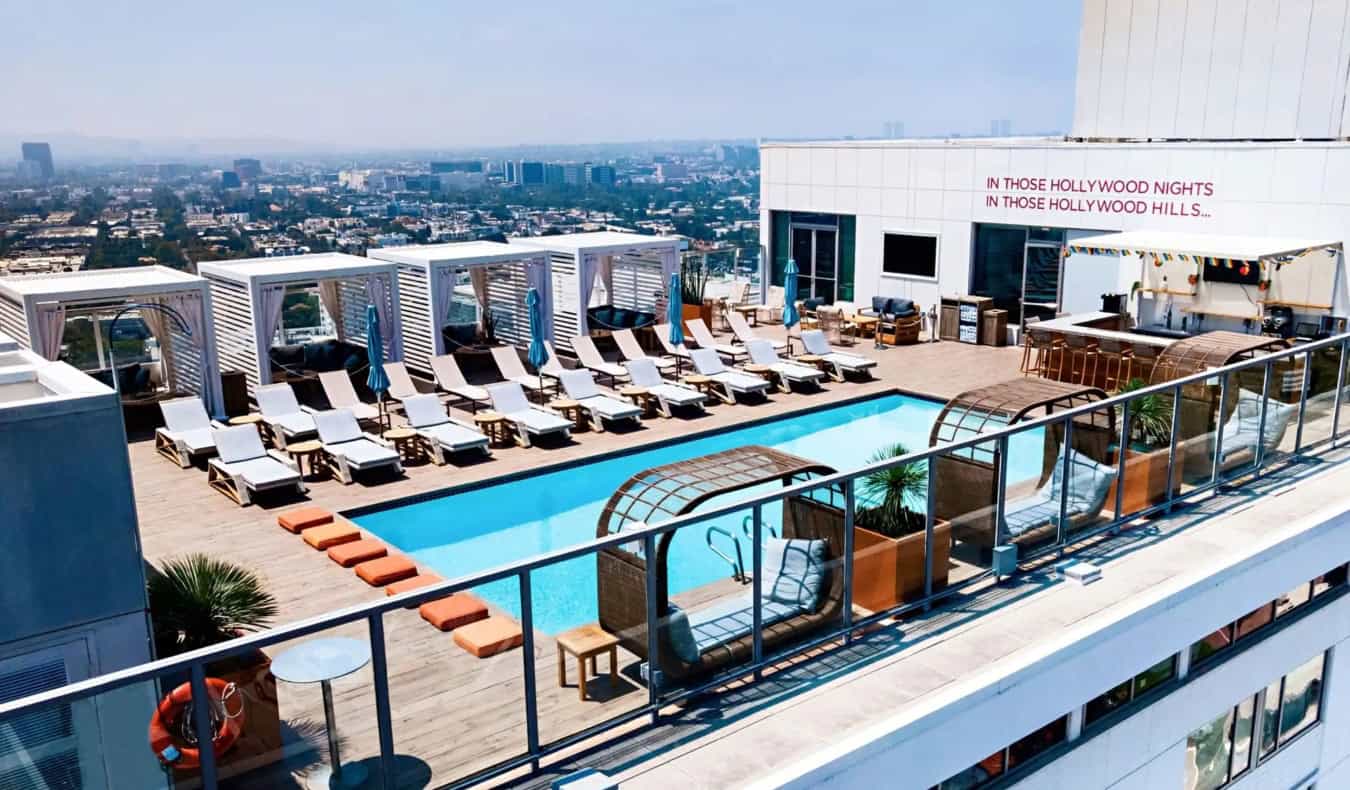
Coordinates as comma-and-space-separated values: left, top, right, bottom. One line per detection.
365, 272, 403, 360
255, 284, 286, 384
317, 279, 345, 340
525, 256, 554, 341
577, 251, 599, 334
158, 292, 218, 411
597, 254, 615, 305
33, 301, 66, 361
432, 267, 458, 354
140, 302, 175, 387
468, 267, 490, 327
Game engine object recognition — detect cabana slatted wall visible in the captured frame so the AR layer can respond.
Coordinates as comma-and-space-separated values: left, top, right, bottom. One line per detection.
208, 278, 257, 389
486, 266, 535, 350
0, 297, 28, 346
604, 251, 665, 314
543, 250, 581, 352
396, 266, 435, 372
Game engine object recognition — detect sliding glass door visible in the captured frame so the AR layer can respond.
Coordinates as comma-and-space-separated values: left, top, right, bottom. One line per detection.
791, 223, 839, 303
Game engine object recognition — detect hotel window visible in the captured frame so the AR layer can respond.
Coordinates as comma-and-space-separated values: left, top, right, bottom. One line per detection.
931, 716, 1067, 789
882, 232, 938, 279
1188, 563, 1346, 669
1084, 655, 1176, 726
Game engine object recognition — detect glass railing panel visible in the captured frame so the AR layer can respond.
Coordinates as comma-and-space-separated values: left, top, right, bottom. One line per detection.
1259, 356, 1304, 467
1111, 383, 1178, 520
1061, 402, 1120, 542
1296, 344, 1341, 449
933, 438, 1000, 578
1171, 373, 1220, 494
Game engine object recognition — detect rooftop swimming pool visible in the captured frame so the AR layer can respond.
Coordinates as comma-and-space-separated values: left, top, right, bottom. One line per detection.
354, 393, 1042, 633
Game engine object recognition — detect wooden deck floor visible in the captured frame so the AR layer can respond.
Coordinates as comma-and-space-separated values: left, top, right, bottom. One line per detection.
130, 328, 1023, 789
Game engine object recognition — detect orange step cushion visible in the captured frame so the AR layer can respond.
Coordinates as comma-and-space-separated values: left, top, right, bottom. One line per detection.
419, 593, 489, 631
327, 538, 387, 567
302, 523, 360, 550
453, 616, 523, 657
386, 573, 445, 597
277, 506, 333, 534
355, 556, 417, 586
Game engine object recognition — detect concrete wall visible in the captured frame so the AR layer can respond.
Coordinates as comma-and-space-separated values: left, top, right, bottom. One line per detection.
1072, 0, 1350, 140
759, 139, 1350, 318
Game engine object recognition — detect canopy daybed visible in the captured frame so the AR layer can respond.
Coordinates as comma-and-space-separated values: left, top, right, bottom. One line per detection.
0, 266, 224, 421
511, 230, 681, 354
197, 253, 403, 401
595, 445, 843, 685
928, 378, 1116, 555
368, 241, 553, 377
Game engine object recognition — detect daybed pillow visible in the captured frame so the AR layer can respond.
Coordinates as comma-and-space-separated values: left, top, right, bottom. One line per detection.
763, 537, 827, 611
891, 298, 917, 317
1230, 388, 1297, 452
664, 604, 701, 663
1049, 449, 1116, 512
870, 296, 890, 315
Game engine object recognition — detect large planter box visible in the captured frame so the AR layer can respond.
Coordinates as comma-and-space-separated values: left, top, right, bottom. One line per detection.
1105, 446, 1178, 515
852, 520, 951, 613
681, 302, 712, 333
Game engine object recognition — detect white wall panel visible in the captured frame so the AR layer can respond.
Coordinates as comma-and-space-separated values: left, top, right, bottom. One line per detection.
1234, 0, 1281, 138
1146, 0, 1189, 139
785, 148, 810, 185
1267, 0, 1316, 138
809, 148, 835, 186
1298, 0, 1350, 138
881, 148, 908, 189
942, 149, 975, 191
834, 147, 858, 187
1201, 1, 1246, 138
1175, 0, 1218, 137
1119, 0, 1159, 139
1073, 0, 1110, 137
911, 149, 945, 190
1270, 147, 1328, 204
1096, 0, 1136, 135
857, 148, 883, 188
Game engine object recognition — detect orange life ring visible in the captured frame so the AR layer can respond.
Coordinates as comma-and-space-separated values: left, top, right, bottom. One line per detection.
147, 677, 245, 770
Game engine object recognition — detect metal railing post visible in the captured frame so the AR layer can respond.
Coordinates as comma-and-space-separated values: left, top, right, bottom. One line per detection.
1295, 350, 1313, 453
1056, 418, 1074, 553
1333, 339, 1348, 447
1114, 398, 1131, 527
842, 481, 856, 642
519, 571, 540, 766
923, 456, 936, 610
994, 436, 1010, 567
1211, 374, 1230, 485
751, 503, 764, 677
189, 663, 219, 790
368, 613, 396, 788
1164, 383, 1183, 512
643, 532, 660, 723
1256, 361, 1273, 472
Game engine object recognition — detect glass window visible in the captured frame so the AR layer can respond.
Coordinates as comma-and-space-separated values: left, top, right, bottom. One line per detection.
882, 233, 938, 279
1006, 716, 1067, 770
1235, 603, 1274, 640
1275, 582, 1312, 618
1134, 656, 1176, 696
1312, 564, 1347, 597
1230, 695, 1256, 780
1186, 707, 1234, 790
1190, 625, 1233, 667
1085, 678, 1132, 725
1278, 653, 1325, 743
935, 750, 1004, 790
1259, 678, 1282, 757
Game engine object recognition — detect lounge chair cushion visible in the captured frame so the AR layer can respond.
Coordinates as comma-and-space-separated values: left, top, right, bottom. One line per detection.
270, 411, 316, 437
327, 538, 388, 567
218, 457, 300, 488
386, 573, 445, 597
1222, 389, 1297, 459
454, 616, 524, 657
302, 523, 361, 550
328, 438, 400, 468
763, 538, 827, 611
169, 427, 216, 453
1003, 490, 1062, 538
663, 605, 700, 663
355, 555, 418, 586
215, 424, 268, 464
651, 383, 705, 407
420, 593, 490, 631
423, 422, 489, 450
403, 393, 448, 429
1049, 450, 1116, 513
686, 594, 804, 656
278, 506, 333, 533
313, 409, 364, 444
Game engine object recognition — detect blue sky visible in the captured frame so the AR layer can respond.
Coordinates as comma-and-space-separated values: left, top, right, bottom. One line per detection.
3, 0, 1082, 148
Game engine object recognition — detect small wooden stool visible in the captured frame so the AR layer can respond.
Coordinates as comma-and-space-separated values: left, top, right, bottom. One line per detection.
284, 439, 325, 480
549, 398, 586, 430
556, 623, 619, 701
382, 427, 422, 463
472, 411, 511, 447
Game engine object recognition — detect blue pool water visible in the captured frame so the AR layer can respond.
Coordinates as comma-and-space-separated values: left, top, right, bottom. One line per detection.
355, 394, 1042, 633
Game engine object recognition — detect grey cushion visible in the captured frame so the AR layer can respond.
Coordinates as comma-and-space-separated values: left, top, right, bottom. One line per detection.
763, 537, 827, 611
1224, 389, 1297, 457
1003, 490, 1061, 537
664, 605, 700, 663
686, 594, 804, 655
1049, 449, 1116, 513
218, 457, 299, 488
870, 296, 890, 314
891, 298, 916, 316
328, 438, 399, 468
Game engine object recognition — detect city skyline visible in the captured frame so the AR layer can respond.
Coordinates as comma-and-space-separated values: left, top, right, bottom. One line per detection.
3, 0, 1081, 153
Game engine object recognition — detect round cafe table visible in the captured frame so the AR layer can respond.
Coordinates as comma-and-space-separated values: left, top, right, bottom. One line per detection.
270, 637, 371, 789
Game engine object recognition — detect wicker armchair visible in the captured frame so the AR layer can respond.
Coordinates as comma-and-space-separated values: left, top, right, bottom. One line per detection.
880, 305, 923, 345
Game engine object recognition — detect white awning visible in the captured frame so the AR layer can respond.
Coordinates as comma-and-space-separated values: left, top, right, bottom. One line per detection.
1067, 231, 1341, 263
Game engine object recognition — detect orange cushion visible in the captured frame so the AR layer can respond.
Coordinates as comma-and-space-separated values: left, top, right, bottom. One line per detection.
302, 523, 360, 550
419, 593, 489, 631
355, 555, 417, 586
327, 538, 387, 567
278, 506, 333, 534
453, 616, 523, 657
386, 573, 445, 597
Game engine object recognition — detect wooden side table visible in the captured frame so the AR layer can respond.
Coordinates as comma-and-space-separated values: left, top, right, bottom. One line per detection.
732, 304, 760, 326
619, 385, 654, 415
472, 411, 511, 447
227, 412, 267, 442
549, 398, 586, 430
382, 427, 421, 463
849, 315, 879, 339
556, 623, 619, 702
794, 353, 834, 381
682, 374, 725, 404
285, 439, 325, 480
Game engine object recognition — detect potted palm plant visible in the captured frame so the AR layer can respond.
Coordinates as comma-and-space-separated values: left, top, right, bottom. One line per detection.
680, 255, 712, 330
852, 443, 951, 612
148, 554, 283, 780
1106, 378, 1178, 513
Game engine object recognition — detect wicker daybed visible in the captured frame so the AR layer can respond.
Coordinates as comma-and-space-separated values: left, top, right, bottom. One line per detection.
595, 445, 845, 685
928, 378, 1117, 554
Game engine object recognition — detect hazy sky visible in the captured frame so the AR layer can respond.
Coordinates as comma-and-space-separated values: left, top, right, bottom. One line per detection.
4, 0, 1082, 149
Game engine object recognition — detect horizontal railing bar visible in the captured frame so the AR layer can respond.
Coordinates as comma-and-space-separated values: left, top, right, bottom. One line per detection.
2, 330, 1344, 719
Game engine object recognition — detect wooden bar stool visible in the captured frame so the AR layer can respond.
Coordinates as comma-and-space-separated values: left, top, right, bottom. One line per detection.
1034, 330, 1065, 379
1064, 334, 1100, 385
1127, 343, 1158, 385
1019, 317, 1042, 375
1099, 338, 1134, 392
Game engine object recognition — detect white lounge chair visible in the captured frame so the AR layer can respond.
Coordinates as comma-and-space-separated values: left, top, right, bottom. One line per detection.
726, 311, 788, 353
755, 285, 786, 324
572, 335, 630, 385
254, 383, 317, 449
312, 408, 404, 484
613, 328, 675, 372
383, 361, 431, 405
429, 353, 491, 413
745, 339, 825, 392
541, 341, 571, 382
557, 369, 642, 431
490, 346, 552, 400
689, 348, 771, 404
625, 358, 706, 417
487, 381, 573, 447
800, 329, 878, 381
317, 371, 380, 424
402, 393, 490, 463
686, 317, 747, 362
653, 323, 694, 363
155, 397, 222, 468
207, 424, 305, 506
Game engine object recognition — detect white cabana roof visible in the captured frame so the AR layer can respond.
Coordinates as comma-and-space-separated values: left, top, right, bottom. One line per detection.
1068, 231, 1342, 262
197, 252, 394, 286
368, 240, 541, 270
0, 265, 206, 302
510, 230, 681, 256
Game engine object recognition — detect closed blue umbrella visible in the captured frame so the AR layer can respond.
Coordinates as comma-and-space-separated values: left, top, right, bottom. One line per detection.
782, 259, 801, 353
526, 288, 547, 397
365, 304, 391, 431
666, 271, 684, 373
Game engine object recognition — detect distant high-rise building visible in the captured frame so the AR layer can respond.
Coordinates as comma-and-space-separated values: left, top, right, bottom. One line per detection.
562, 163, 585, 186
544, 163, 565, 185
233, 158, 262, 181
220, 171, 242, 189
430, 160, 484, 174
656, 162, 689, 182
520, 161, 545, 186
882, 121, 905, 139
503, 160, 518, 184
20, 142, 54, 181
588, 165, 616, 188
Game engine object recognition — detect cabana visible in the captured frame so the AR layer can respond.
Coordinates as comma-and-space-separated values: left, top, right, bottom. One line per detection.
197, 253, 403, 396
367, 241, 553, 376
928, 378, 1115, 554
0, 266, 223, 418
595, 445, 844, 685
511, 230, 681, 354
